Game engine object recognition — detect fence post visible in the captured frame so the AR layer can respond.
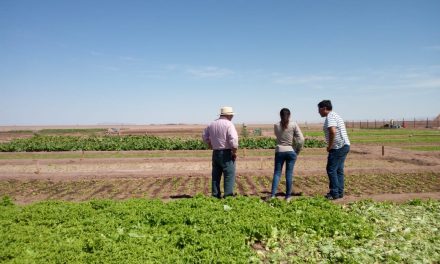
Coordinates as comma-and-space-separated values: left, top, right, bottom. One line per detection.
426, 118, 429, 128
414, 117, 416, 128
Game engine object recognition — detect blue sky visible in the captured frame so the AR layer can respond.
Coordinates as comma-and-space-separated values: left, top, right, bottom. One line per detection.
1, 0, 439, 125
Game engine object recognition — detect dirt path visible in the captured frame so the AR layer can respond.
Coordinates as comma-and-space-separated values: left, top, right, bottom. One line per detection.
0, 145, 439, 204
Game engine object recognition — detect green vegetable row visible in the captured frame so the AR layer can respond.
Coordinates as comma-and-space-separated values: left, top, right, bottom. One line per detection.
0, 196, 371, 263
0, 135, 326, 152
1, 196, 438, 263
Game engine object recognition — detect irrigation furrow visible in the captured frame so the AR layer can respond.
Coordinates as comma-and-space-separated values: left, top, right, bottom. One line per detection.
192, 177, 202, 196
85, 182, 117, 200
244, 175, 259, 196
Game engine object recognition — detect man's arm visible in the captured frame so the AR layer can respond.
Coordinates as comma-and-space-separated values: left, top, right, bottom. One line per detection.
228, 125, 239, 161
327, 126, 336, 152
202, 127, 212, 149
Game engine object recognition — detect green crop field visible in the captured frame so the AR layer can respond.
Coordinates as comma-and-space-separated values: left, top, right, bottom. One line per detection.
1, 196, 439, 263
304, 128, 440, 145
0, 127, 439, 263
0, 135, 326, 152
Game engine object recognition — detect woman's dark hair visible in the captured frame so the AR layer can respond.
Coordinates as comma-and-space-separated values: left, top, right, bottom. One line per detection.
317, 100, 332, 110
280, 108, 291, 130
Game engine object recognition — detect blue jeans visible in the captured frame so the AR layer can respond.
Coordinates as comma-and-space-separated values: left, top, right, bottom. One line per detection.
212, 149, 236, 198
271, 151, 297, 198
326, 144, 350, 198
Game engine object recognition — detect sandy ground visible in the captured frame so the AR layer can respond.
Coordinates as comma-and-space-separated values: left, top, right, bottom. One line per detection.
0, 146, 439, 180
0, 145, 439, 204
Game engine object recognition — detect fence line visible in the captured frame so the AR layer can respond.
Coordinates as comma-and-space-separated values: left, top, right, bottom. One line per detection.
344, 118, 440, 129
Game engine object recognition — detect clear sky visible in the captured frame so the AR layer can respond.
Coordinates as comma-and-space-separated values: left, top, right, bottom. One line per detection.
1, 0, 439, 125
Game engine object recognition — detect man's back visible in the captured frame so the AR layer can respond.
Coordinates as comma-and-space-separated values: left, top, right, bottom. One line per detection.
203, 117, 238, 150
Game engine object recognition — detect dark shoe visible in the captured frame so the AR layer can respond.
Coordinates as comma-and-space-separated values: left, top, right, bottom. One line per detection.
325, 193, 340, 200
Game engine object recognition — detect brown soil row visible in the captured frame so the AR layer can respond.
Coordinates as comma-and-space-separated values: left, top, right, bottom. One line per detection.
0, 145, 439, 204
1, 172, 439, 205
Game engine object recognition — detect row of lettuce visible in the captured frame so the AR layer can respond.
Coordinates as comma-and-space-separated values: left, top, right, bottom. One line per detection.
1, 196, 438, 263
0, 135, 326, 152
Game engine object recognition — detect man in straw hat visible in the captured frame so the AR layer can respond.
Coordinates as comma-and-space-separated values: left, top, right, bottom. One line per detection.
202, 106, 239, 198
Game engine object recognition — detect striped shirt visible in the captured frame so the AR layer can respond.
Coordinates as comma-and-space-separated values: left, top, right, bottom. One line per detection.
202, 117, 239, 150
323, 112, 350, 149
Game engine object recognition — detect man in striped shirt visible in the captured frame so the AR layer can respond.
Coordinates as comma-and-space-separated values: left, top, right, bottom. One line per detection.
318, 100, 350, 200
202, 106, 239, 198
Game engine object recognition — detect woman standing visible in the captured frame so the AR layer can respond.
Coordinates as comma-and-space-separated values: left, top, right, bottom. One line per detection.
270, 108, 304, 201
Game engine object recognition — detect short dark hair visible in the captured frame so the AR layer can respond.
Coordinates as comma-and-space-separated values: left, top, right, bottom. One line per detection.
318, 100, 332, 110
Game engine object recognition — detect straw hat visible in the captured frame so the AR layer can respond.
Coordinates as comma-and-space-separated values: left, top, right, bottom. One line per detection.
220, 106, 234, 116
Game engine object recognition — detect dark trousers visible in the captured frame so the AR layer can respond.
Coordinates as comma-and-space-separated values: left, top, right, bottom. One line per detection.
326, 144, 350, 198
211, 149, 235, 198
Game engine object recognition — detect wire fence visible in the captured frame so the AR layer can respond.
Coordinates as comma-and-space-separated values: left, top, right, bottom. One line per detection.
345, 118, 440, 129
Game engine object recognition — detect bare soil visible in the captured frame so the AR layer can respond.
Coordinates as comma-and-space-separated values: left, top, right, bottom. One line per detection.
0, 144, 439, 205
